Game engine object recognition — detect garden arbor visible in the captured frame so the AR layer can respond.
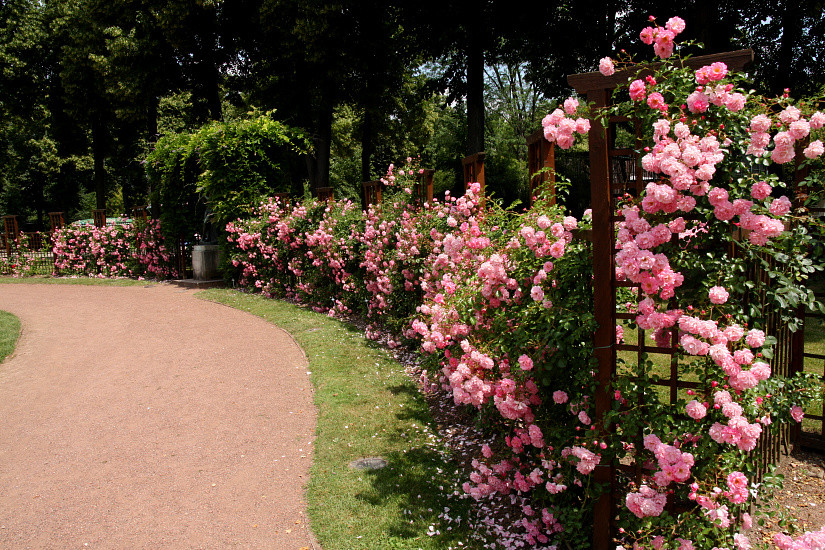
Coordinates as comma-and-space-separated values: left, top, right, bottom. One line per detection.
566, 48, 817, 548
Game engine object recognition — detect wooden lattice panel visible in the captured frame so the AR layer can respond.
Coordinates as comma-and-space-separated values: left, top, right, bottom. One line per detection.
49, 212, 65, 232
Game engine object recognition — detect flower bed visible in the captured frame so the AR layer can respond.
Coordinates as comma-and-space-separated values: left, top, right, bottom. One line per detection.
51, 219, 179, 279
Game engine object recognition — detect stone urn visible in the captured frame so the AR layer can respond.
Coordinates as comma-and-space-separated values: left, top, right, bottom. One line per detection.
192, 244, 221, 280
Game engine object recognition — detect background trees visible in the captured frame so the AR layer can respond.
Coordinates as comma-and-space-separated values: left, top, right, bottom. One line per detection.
1, 0, 822, 230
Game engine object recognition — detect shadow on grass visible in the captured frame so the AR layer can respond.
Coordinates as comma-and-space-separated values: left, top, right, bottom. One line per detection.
354, 445, 468, 543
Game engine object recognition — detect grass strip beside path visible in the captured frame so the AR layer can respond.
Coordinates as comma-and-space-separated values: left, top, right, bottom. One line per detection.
0, 309, 20, 364
0, 276, 147, 287
197, 289, 474, 550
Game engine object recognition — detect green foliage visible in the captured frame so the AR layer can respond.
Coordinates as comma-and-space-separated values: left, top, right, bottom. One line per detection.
145, 111, 309, 241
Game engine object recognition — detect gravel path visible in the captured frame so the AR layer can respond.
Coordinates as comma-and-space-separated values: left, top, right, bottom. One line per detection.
0, 283, 319, 549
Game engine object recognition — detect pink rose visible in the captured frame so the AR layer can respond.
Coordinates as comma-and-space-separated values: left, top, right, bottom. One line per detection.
647, 92, 667, 111
708, 285, 729, 304
745, 329, 765, 348
804, 140, 824, 159
686, 91, 709, 113
563, 97, 579, 115
553, 390, 568, 404
750, 181, 772, 200
599, 57, 615, 76
791, 405, 804, 422
686, 400, 707, 420
769, 196, 792, 216
666, 16, 686, 34
629, 79, 646, 101
750, 114, 772, 133
789, 119, 811, 140
518, 354, 534, 371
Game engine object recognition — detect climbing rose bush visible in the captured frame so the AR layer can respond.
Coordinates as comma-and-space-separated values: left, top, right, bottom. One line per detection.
418, 14, 823, 550
225, 18, 824, 549
52, 219, 179, 279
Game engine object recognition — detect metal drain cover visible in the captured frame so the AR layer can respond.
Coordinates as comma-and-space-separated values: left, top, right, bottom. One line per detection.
348, 457, 388, 470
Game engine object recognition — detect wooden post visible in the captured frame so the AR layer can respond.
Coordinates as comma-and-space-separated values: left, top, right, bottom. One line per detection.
316, 187, 334, 203
583, 86, 615, 550
272, 193, 291, 209
93, 209, 106, 228
462, 152, 485, 196
48, 212, 65, 233
3, 215, 19, 256
527, 129, 556, 205
132, 206, 148, 223
414, 169, 434, 207
362, 180, 382, 208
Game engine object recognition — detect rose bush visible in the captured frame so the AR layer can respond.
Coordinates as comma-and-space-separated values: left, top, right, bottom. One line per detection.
224, 16, 824, 549
52, 219, 179, 279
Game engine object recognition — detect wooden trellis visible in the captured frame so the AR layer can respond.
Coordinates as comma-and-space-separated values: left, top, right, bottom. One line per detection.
3, 215, 19, 255
93, 209, 106, 228
462, 152, 486, 195
363, 180, 382, 208
315, 187, 334, 203
527, 129, 556, 206
49, 212, 65, 233
568, 49, 774, 549
791, 137, 825, 451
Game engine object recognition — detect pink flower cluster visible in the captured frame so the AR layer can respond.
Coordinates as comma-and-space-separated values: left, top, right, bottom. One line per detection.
541, 98, 590, 149
774, 526, 825, 550
708, 391, 763, 451
626, 484, 667, 518
52, 219, 177, 279
747, 108, 825, 163
639, 16, 686, 58
644, 434, 695, 487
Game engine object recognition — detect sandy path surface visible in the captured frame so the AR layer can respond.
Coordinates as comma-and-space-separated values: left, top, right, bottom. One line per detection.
0, 283, 319, 550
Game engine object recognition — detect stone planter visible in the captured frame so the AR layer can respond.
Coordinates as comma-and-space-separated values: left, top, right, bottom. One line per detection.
192, 244, 221, 280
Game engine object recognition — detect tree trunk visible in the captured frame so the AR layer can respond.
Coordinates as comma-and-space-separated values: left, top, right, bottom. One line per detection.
466, 21, 485, 155
361, 102, 374, 183
146, 97, 159, 213
316, 102, 332, 190
775, 1, 801, 95
92, 114, 107, 211
306, 101, 333, 193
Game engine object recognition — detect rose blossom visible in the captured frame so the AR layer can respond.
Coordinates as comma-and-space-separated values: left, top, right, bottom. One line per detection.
629, 79, 646, 101
769, 196, 792, 216
745, 329, 765, 348
599, 57, 615, 76
804, 140, 824, 159
750, 181, 772, 200
709, 286, 729, 304
686, 400, 707, 420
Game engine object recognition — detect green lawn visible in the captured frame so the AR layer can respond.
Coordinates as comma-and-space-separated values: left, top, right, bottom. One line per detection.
0, 309, 20, 364
197, 289, 478, 550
